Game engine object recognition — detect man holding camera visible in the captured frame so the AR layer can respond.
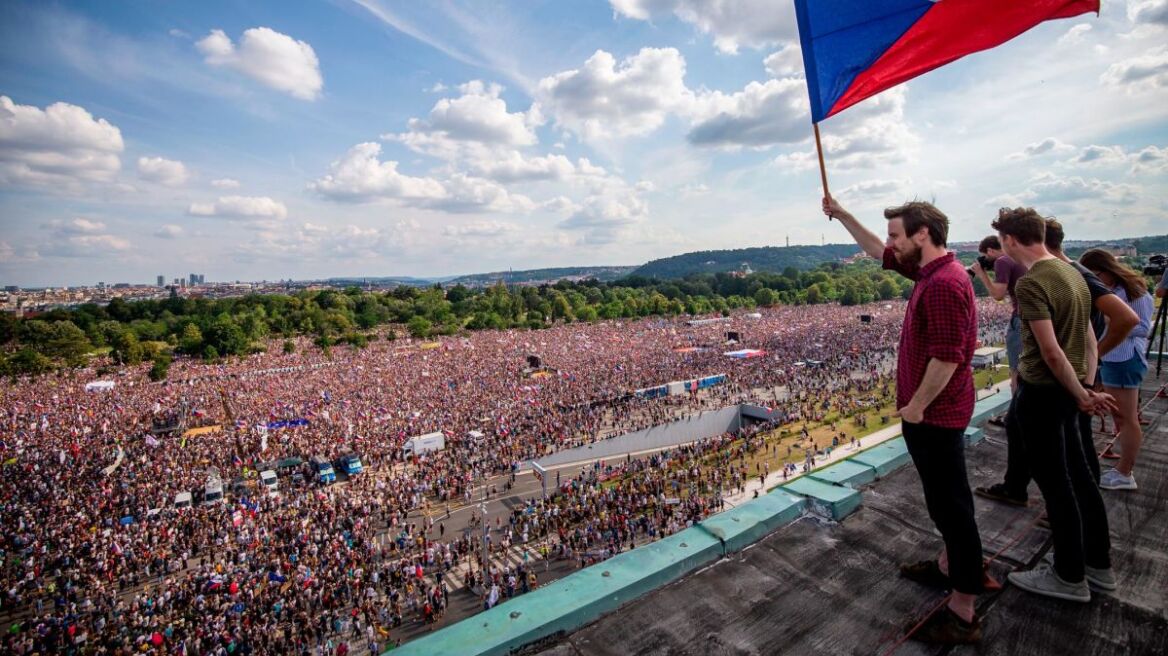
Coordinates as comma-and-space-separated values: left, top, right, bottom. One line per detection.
970, 236, 1027, 399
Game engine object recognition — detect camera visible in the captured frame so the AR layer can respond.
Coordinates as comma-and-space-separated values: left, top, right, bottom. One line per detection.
967, 254, 994, 277
1143, 254, 1166, 277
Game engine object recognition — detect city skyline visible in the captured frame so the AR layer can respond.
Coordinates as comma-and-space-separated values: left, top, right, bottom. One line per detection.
2, 1, 1167, 287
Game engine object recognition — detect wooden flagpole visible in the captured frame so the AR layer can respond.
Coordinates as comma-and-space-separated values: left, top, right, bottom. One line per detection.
813, 122, 831, 202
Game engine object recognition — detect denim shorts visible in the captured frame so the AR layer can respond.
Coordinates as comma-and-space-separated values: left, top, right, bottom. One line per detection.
1101, 354, 1147, 389
1005, 314, 1022, 370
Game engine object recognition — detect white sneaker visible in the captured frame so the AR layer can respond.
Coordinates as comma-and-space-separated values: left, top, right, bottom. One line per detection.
1008, 565, 1090, 602
1041, 551, 1117, 592
1099, 468, 1137, 491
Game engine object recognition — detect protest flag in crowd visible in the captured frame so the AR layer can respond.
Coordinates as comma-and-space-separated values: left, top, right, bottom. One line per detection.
793, 0, 1100, 196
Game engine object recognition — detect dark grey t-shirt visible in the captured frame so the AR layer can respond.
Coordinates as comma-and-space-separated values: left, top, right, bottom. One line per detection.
1070, 261, 1113, 340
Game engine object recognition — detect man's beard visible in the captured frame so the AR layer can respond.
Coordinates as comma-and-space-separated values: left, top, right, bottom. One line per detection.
895, 243, 923, 267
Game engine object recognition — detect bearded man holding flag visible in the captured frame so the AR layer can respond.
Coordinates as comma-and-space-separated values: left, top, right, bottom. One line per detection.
795, 0, 1101, 645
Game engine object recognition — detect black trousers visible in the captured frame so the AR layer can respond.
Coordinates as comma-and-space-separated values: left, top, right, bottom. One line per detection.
902, 422, 984, 594
1003, 393, 1101, 495
1013, 382, 1111, 582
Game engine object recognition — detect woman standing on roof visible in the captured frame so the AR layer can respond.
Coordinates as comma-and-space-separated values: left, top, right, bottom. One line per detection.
1079, 249, 1155, 491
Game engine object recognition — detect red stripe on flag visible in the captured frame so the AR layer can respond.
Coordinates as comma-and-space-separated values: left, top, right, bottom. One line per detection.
829, 0, 1099, 118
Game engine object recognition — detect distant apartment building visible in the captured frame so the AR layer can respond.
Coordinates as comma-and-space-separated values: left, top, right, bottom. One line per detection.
157, 275, 165, 287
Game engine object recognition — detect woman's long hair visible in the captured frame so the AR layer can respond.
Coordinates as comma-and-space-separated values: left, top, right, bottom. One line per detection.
1079, 248, 1147, 299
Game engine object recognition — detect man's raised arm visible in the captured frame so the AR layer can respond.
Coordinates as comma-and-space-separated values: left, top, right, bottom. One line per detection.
823, 197, 884, 259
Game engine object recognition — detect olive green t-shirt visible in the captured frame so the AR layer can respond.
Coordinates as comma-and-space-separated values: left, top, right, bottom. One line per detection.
1016, 258, 1092, 386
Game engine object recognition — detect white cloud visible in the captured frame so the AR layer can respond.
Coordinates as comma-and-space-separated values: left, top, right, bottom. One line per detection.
229, 219, 420, 262
610, 0, 797, 54
1128, 0, 1168, 26
537, 48, 693, 140
211, 177, 240, 189
994, 173, 1141, 207
763, 45, 803, 78
196, 27, 323, 100
1100, 45, 1168, 91
443, 220, 520, 238
189, 195, 288, 219
154, 224, 184, 239
401, 80, 540, 147
817, 87, 917, 170
308, 142, 446, 202
39, 219, 131, 258
686, 78, 808, 147
41, 234, 131, 258
1130, 145, 1168, 173
45, 217, 106, 235
1007, 137, 1077, 161
837, 178, 911, 202
309, 142, 533, 213
432, 173, 535, 214
0, 241, 40, 264
1068, 144, 1128, 167
0, 95, 123, 188
1058, 23, 1093, 46
1057, 143, 1168, 174
771, 149, 817, 173
137, 156, 189, 186
558, 183, 650, 245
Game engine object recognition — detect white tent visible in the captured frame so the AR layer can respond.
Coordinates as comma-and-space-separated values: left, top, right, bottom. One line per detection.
85, 380, 116, 392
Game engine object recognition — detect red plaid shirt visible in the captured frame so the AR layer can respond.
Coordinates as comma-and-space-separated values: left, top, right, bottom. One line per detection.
884, 248, 977, 429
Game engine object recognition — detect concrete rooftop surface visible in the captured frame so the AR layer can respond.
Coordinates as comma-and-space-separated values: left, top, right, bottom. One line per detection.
528, 373, 1168, 656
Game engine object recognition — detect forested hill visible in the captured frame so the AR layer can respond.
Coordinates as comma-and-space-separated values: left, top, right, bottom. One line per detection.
632, 244, 861, 279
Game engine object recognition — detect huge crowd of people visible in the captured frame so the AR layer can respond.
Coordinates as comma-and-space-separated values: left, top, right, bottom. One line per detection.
0, 299, 1010, 654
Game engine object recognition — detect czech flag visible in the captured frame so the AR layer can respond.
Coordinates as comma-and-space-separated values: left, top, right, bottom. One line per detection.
795, 0, 1100, 122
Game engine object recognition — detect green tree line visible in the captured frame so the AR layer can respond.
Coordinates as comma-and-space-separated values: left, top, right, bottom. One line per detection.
0, 258, 945, 378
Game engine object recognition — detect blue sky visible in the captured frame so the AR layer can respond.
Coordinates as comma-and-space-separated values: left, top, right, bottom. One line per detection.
1, 0, 1166, 286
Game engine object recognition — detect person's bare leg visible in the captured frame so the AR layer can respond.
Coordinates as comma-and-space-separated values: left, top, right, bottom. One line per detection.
1108, 387, 1142, 476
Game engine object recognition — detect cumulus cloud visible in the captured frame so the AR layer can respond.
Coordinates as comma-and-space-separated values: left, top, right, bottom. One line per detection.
837, 179, 911, 201
686, 78, 808, 147
537, 48, 693, 140
309, 142, 534, 213
308, 142, 446, 202
39, 218, 131, 258
442, 220, 520, 238
1100, 45, 1168, 91
41, 234, 132, 258
817, 87, 917, 169
992, 173, 1140, 207
1058, 23, 1093, 46
230, 219, 420, 262
558, 183, 650, 245
137, 156, 189, 186
763, 45, 804, 78
1128, 0, 1168, 26
1130, 145, 1168, 173
610, 0, 797, 53
0, 95, 123, 188
1006, 137, 1077, 160
189, 195, 288, 219
1058, 143, 1168, 174
1069, 144, 1128, 167
196, 27, 323, 100
44, 218, 106, 235
394, 81, 540, 149
211, 177, 240, 189
154, 224, 184, 239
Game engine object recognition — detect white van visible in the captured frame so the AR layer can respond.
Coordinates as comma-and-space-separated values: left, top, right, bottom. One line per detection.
174, 491, 193, 509
204, 477, 224, 505
260, 469, 279, 494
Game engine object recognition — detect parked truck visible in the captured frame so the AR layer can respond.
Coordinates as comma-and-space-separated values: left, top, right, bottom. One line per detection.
402, 431, 445, 457
335, 452, 363, 476
309, 456, 336, 484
